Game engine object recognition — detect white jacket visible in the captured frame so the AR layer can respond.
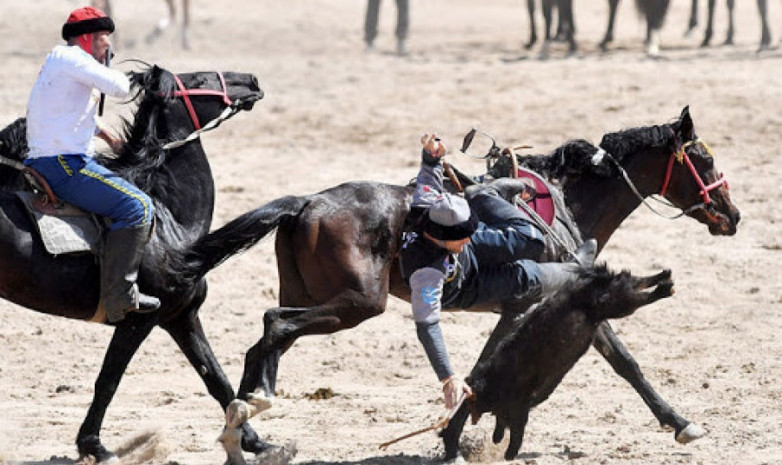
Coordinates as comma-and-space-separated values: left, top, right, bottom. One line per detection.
26, 44, 130, 159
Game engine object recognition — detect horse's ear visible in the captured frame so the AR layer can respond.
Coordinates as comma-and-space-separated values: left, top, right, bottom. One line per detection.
676, 105, 695, 141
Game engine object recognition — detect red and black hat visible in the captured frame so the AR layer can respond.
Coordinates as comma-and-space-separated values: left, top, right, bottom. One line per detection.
61, 7, 115, 41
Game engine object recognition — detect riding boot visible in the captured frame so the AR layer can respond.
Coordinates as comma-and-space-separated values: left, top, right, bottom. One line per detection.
465, 178, 536, 203
536, 239, 597, 297
465, 179, 536, 226
99, 224, 161, 323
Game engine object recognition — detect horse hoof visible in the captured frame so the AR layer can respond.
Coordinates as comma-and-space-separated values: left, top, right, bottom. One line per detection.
256, 440, 298, 465
247, 390, 274, 413
226, 399, 253, 428
676, 423, 707, 444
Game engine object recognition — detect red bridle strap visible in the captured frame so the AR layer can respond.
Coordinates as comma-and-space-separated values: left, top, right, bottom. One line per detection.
171, 72, 232, 130
659, 140, 728, 205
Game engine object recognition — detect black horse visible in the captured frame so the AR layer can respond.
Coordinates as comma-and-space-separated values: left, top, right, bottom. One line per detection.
686, 0, 772, 52
173, 106, 739, 460
0, 65, 269, 462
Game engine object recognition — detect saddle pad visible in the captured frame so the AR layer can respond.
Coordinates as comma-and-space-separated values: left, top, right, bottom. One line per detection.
516, 168, 556, 226
15, 191, 101, 255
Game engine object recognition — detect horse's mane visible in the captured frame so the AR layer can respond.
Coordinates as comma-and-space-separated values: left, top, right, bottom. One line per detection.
99, 65, 180, 191
486, 123, 678, 183
0, 118, 27, 162
598, 123, 676, 165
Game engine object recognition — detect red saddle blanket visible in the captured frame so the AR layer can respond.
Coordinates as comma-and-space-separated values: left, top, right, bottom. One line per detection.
516, 167, 556, 226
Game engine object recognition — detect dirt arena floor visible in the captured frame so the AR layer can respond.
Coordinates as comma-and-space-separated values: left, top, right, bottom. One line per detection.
1, 1, 780, 464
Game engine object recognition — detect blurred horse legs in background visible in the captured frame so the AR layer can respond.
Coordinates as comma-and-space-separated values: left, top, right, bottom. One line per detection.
145, 0, 192, 49
688, 0, 772, 51
525, 0, 576, 57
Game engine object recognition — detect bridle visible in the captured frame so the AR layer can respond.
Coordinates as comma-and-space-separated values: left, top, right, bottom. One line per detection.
597, 138, 729, 219
659, 139, 728, 206
162, 72, 243, 150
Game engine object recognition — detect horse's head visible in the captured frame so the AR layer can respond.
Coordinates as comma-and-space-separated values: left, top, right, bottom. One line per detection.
660, 106, 741, 236
128, 65, 263, 138
108, 65, 263, 189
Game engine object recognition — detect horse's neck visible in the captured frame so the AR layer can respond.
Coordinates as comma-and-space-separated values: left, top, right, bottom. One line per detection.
153, 142, 216, 238
564, 148, 667, 252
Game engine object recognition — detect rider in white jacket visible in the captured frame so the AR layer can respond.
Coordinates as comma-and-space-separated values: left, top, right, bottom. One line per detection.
25, 6, 160, 323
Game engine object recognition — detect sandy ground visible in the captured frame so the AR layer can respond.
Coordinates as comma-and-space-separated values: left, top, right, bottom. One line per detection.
0, 1, 781, 464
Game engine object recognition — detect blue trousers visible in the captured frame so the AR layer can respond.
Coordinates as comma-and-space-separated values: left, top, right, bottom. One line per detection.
24, 154, 154, 231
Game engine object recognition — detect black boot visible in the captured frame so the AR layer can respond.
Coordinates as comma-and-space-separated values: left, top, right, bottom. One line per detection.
536, 239, 597, 297
465, 178, 536, 203
99, 224, 160, 323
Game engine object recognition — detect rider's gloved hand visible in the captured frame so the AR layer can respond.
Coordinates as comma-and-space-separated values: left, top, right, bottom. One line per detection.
442, 375, 472, 410
421, 133, 446, 165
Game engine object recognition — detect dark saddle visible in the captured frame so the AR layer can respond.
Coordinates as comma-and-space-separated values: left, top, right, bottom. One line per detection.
15, 167, 103, 256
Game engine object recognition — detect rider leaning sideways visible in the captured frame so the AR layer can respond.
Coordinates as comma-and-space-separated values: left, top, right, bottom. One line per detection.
25, 6, 159, 323
399, 135, 596, 410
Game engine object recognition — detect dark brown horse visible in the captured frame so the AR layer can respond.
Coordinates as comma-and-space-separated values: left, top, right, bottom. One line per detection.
0, 65, 269, 463
174, 106, 739, 461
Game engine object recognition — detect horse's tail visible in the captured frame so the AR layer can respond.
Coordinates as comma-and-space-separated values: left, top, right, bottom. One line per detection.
634, 0, 671, 30
167, 195, 309, 286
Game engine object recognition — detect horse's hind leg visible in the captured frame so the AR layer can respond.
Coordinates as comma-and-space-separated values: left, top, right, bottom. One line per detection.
757, 0, 772, 51
238, 289, 387, 400
686, 0, 698, 36
701, 0, 717, 46
724, 0, 735, 45
592, 322, 706, 443
76, 312, 157, 463
600, 0, 620, 51
525, 0, 538, 49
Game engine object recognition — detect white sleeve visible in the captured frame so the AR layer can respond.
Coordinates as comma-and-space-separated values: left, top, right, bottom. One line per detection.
65, 52, 130, 98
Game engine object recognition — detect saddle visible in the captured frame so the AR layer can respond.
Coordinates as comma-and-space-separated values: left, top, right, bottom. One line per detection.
515, 167, 556, 226
15, 168, 103, 256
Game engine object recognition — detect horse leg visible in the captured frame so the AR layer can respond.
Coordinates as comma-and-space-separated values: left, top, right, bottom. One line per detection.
75, 313, 157, 463
686, 0, 698, 36
701, 0, 716, 46
543, 0, 555, 41
439, 402, 470, 461
238, 289, 387, 400
600, 0, 620, 51
757, 0, 772, 51
181, 0, 192, 49
525, 0, 538, 49
161, 302, 272, 454
592, 322, 706, 444
724, 0, 735, 45
562, 0, 577, 54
